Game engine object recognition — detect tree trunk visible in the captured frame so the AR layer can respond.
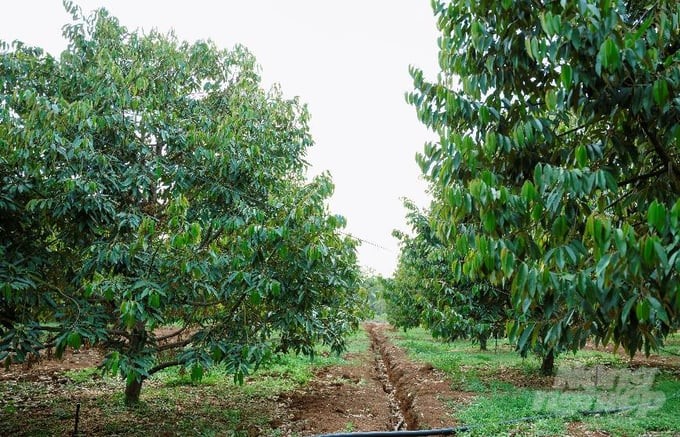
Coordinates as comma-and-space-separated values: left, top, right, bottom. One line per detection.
478, 334, 488, 351
123, 323, 148, 406
124, 377, 143, 406
540, 349, 555, 376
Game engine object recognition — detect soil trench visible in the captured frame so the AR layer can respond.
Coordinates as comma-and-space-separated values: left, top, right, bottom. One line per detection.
283, 322, 464, 435
366, 322, 414, 430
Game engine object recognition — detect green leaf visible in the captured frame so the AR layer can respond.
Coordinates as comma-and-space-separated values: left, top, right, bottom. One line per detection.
642, 237, 655, 265
513, 263, 529, 294
518, 324, 534, 351
652, 79, 669, 106
647, 296, 669, 325
108, 351, 120, 375
484, 131, 497, 156
482, 211, 496, 232
501, 248, 515, 276
575, 145, 587, 168
540, 11, 555, 35
521, 180, 537, 201
635, 300, 650, 322
647, 200, 666, 232
270, 280, 282, 297
67, 332, 82, 349
597, 38, 620, 73
533, 164, 543, 186
148, 293, 160, 309
621, 295, 637, 323
190, 364, 204, 382
531, 38, 540, 60
653, 242, 669, 271
188, 222, 202, 243
561, 65, 573, 89
545, 89, 557, 110
551, 215, 568, 239
613, 229, 627, 256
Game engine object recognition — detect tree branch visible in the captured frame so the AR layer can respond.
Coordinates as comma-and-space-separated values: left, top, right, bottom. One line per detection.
156, 336, 193, 352
108, 329, 132, 339
640, 122, 680, 193
618, 166, 665, 186
199, 226, 224, 250
154, 326, 188, 342
556, 121, 592, 138
146, 360, 180, 377
31, 325, 63, 332
606, 188, 636, 211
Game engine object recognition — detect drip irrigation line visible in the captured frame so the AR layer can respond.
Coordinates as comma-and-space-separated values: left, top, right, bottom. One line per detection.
339, 231, 395, 253
314, 392, 680, 437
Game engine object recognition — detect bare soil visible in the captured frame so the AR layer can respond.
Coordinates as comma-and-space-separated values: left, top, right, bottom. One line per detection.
280, 322, 470, 435
0, 347, 103, 382
0, 326, 191, 383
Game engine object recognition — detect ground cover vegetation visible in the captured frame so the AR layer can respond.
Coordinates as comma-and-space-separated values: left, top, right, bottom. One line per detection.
392, 327, 680, 436
0, 330, 370, 436
0, 2, 365, 405
388, 0, 680, 374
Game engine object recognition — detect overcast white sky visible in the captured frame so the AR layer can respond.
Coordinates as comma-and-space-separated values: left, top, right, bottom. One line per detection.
0, 1, 439, 277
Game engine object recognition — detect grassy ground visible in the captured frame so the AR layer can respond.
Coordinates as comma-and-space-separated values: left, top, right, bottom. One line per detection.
390, 328, 680, 436
0, 330, 370, 437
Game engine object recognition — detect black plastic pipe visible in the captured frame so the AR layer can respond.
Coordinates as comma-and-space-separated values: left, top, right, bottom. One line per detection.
315, 428, 465, 437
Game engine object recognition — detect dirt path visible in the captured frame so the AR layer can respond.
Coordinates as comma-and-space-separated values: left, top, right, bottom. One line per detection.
281, 322, 466, 435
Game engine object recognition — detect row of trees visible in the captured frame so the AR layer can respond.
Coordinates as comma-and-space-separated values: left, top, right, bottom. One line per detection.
387, 0, 680, 373
0, 4, 364, 404
384, 200, 507, 351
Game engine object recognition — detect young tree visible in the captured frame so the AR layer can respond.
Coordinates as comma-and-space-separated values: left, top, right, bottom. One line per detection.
358, 270, 388, 318
0, 3, 363, 404
387, 200, 508, 349
409, 0, 680, 373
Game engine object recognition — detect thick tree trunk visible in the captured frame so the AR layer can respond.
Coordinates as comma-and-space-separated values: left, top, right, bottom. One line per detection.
540, 349, 555, 376
123, 323, 148, 406
124, 378, 143, 406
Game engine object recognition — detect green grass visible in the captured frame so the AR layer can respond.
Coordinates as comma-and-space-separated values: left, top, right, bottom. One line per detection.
660, 331, 680, 357
389, 328, 541, 392
0, 329, 369, 436
391, 327, 680, 436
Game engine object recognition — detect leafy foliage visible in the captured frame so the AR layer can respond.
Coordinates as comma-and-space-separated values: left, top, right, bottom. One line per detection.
358, 271, 388, 317
386, 200, 509, 349
0, 3, 363, 403
408, 0, 680, 370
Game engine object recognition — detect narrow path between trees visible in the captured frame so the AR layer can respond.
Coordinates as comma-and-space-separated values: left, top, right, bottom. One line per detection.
281, 322, 466, 436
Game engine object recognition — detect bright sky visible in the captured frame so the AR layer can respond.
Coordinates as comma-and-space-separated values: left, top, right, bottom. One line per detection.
0, 1, 439, 277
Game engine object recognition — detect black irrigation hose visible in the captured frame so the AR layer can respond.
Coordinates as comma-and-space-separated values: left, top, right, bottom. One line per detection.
315, 394, 679, 437
315, 429, 461, 437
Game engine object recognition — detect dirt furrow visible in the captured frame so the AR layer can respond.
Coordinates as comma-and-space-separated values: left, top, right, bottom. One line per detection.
281, 324, 395, 435
367, 326, 407, 430
283, 322, 467, 435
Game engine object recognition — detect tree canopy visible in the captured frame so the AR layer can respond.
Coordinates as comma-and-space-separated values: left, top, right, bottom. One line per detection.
0, 3, 364, 404
407, 0, 680, 372
386, 200, 508, 350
